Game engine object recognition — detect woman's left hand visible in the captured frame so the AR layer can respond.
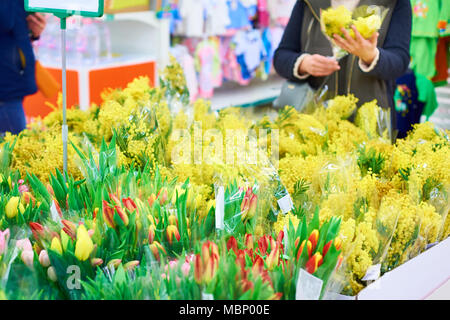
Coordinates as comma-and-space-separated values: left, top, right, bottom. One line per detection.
333, 25, 378, 65
27, 13, 47, 39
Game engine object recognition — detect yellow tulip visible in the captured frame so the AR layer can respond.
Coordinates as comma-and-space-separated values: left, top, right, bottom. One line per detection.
75, 225, 94, 261
5, 197, 20, 219
50, 237, 63, 255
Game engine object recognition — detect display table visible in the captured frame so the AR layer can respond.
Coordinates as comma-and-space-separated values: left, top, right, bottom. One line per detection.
357, 237, 450, 300
24, 56, 156, 120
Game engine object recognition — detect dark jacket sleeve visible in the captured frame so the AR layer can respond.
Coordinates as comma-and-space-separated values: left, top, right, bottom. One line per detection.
0, 1, 15, 33
273, 0, 305, 82
363, 0, 412, 80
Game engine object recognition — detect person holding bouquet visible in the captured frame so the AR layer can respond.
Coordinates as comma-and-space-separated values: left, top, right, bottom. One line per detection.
273, 0, 412, 129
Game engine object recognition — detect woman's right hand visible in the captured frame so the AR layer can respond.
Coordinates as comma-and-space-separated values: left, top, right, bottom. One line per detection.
298, 54, 340, 77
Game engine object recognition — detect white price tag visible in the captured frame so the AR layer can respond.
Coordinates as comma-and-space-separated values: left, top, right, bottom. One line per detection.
362, 264, 381, 281
50, 200, 62, 224
296, 268, 323, 300
277, 194, 294, 214
202, 292, 214, 300
215, 186, 225, 230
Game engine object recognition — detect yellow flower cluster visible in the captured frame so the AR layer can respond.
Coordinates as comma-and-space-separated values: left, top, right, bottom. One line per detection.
321, 5, 382, 39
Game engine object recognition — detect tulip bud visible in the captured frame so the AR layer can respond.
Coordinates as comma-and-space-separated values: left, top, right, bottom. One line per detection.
124, 260, 140, 271
322, 240, 332, 258
0, 229, 10, 255
166, 225, 181, 245
74, 225, 94, 261
39, 250, 51, 267
107, 259, 122, 269
308, 230, 319, 253
102, 200, 116, 229
50, 237, 63, 255
181, 261, 191, 276
168, 215, 178, 227
47, 266, 58, 282
21, 250, 34, 268
194, 254, 203, 284
109, 193, 121, 207
305, 252, 323, 274
115, 206, 129, 226
334, 237, 342, 251
91, 258, 103, 267
62, 220, 77, 240
247, 194, 258, 220
148, 225, 156, 244
122, 198, 138, 214
148, 194, 156, 207
226, 236, 238, 254
244, 234, 253, 250
5, 197, 20, 219
265, 244, 280, 271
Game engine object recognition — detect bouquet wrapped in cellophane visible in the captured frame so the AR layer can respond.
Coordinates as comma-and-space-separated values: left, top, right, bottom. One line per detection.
320, 5, 389, 59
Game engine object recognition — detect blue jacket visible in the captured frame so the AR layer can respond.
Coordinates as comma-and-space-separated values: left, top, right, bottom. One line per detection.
0, 0, 37, 102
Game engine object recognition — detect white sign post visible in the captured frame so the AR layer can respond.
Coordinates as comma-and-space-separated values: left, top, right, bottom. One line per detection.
25, 1, 104, 174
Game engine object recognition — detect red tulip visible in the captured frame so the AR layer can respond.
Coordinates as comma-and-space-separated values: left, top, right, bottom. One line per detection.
62, 220, 77, 240
308, 230, 319, 252
102, 200, 116, 229
305, 252, 323, 274
29, 222, 45, 241
122, 197, 138, 214
227, 236, 238, 254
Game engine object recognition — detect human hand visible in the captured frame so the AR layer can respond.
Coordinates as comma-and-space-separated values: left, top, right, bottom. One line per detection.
27, 13, 47, 39
333, 25, 378, 65
298, 54, 340, 77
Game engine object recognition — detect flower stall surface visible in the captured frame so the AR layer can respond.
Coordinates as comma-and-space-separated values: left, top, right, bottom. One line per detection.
0, 59, 449, 300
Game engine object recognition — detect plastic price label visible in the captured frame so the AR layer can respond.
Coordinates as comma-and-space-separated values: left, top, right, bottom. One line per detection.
296, 268, 323, 300
202, 292, 214, 300
277, 194, 294, 214
215, 186, 224, 230
362, 264, 381, 281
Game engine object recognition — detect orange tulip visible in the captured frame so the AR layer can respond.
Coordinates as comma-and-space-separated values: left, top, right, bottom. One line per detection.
148, 225, 156, 244
148, 194, 156, 207
265, 244, 280, 271
115, 206, 129, 226
245, 234, 253, 250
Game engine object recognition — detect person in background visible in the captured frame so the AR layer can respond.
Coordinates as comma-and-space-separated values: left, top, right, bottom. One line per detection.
0, 1, 46, 135
273, 0, 412, 132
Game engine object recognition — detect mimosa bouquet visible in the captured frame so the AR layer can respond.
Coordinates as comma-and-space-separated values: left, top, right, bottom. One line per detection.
320, 5, 389, 59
